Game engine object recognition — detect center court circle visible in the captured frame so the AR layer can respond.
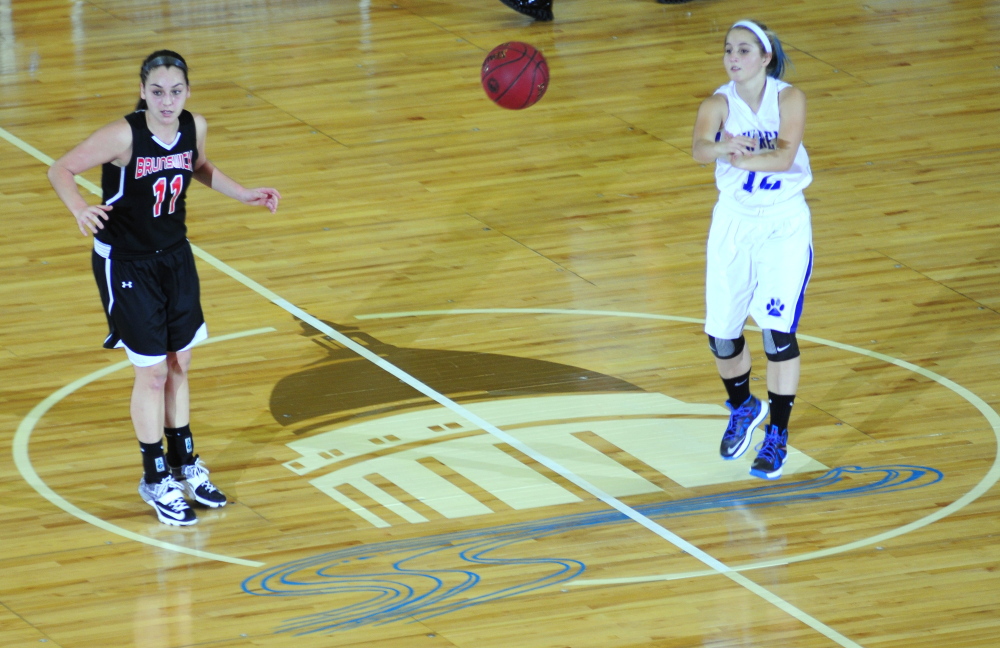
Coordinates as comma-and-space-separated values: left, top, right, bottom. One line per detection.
15, 311, 999, 578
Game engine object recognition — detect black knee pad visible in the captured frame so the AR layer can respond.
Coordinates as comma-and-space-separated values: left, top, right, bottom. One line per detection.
708, 334, 746, 360
762, 329, 800, 361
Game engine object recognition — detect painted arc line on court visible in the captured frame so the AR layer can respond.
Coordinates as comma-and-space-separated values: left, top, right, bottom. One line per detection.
357, 308, 1000, 585
12, 328, 276, 568
7, 126, 863, 648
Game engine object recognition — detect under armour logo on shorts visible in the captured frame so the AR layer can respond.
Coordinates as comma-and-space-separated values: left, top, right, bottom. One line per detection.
121, 281, 133, 288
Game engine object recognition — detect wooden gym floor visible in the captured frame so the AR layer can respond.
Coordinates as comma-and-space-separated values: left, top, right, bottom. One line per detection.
1, 0, 999, 646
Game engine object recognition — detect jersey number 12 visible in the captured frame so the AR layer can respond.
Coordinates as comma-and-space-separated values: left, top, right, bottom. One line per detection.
742, 171, 781, 193
152, 175, 184, 218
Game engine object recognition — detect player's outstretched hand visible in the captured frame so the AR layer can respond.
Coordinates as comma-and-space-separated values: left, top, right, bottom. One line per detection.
242, 188, 281, 214
74, 204, 112, 237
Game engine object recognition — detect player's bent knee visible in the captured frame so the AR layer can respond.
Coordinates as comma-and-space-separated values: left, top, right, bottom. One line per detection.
762, 329, 800, 361
708, 334, 745, 360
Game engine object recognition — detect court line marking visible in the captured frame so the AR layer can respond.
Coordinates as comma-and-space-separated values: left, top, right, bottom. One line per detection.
0, 127, 55, 165
358, 309, 1000, 585
7, 126, 865, 647
12, 328, 276, 568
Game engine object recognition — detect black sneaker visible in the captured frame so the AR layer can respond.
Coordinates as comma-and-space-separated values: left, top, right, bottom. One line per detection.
720, 395, 768, 460
498, 0, 553, 21
138, 475, 197, 526
173, 456, 228, 508
750, 425, 788, 480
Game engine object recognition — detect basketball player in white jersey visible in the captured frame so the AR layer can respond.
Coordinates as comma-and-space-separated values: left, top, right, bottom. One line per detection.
691, 20, 813, 479
48, 51, 281, 524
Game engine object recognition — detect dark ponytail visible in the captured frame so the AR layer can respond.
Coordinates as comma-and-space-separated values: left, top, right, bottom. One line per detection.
135, 50, 189, 111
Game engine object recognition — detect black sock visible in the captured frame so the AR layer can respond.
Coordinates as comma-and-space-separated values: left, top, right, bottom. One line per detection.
165, 424, 194, 468
722, 370, 752, 406
140, 440, 168, 484
768, 392, 795, 432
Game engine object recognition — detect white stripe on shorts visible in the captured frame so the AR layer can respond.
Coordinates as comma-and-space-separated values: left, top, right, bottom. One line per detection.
103, 257, 114, 315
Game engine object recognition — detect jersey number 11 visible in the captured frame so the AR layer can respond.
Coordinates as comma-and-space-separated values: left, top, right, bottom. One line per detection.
152, 175, 184, 218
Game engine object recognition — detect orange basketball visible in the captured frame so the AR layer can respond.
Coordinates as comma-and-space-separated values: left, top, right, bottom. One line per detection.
481, 41, 549, 110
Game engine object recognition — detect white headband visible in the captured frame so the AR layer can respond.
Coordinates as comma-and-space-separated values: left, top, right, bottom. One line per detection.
731, 20, 772, 54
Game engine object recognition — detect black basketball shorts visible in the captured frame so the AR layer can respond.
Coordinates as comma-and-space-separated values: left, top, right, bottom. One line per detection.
92, 240, 207, 366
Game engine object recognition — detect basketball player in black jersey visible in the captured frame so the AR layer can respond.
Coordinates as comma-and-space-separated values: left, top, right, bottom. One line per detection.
498, 0, 553, 21
47, 50, 281, 526
495, 0, 694, 21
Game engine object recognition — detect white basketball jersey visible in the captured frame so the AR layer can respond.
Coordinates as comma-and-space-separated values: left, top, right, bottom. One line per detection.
714, 78, 812, 208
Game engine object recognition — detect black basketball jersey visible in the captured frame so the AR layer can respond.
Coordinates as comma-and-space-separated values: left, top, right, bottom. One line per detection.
97, 110, 198, 256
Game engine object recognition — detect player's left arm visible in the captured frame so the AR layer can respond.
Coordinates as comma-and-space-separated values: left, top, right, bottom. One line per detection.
729, 87, 806, 173
190, 113, 281, 213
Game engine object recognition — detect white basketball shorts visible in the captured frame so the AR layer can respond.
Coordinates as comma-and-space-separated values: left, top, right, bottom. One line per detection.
704, 196, 813, 340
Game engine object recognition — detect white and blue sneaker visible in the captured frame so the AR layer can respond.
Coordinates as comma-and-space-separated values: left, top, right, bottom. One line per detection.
750, 425, 788, 480
138, 475, 197, 526
720, 395, 769, 460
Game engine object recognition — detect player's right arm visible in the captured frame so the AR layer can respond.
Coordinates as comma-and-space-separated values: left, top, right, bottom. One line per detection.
189, 113, 281, 214
692, 94, 756, 164
48, 119, 132, 236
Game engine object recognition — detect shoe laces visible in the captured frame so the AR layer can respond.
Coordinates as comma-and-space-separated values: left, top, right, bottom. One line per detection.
723, 398, 756, 439
154, 477, 190, 510
182, 457, 218, 493
754, 427, 787, 463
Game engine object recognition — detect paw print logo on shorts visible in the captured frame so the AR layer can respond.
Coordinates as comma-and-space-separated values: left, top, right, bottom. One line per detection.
766, 298, 785, 317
